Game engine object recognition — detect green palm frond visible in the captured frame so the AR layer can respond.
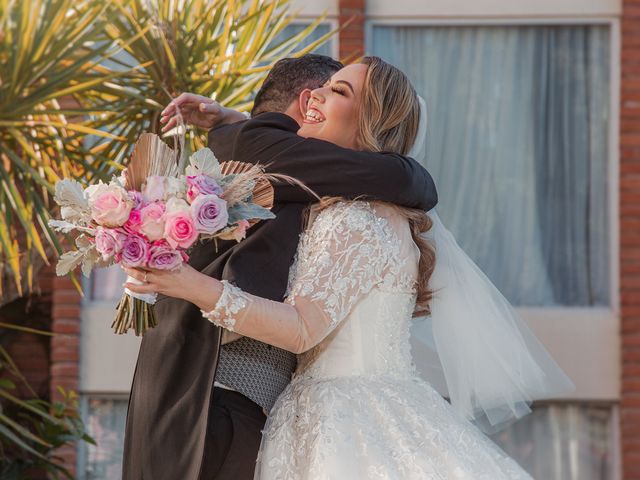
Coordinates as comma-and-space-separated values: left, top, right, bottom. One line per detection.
0, 0, 136, 302
90, 0, 331, 158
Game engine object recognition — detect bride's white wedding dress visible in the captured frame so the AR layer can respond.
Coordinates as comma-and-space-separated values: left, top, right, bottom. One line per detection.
203, 200, 532, 479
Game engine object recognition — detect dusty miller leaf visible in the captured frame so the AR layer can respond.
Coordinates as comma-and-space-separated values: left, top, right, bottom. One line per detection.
54, 179, 91, 223
227, 202, 275, 224
48, 220, 95, 235
56, 250, 85, 276
81, 246, 101, 277
186, 148, 221, 178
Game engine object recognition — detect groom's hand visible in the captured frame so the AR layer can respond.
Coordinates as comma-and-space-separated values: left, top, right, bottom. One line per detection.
160, 93, 227, 132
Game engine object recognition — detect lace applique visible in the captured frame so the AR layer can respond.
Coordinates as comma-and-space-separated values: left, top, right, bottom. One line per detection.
286, 201, 416, 329
201, 280, 251, 331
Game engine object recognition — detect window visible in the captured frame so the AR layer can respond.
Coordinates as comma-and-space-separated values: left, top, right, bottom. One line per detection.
371, 24, 611, 307
77, 396, 129, 480
490, 404, 617, 479
271, 23, 334, 57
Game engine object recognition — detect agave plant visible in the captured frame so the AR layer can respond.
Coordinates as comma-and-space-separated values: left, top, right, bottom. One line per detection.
0, 0, 144, 304
90, 0, 334, 158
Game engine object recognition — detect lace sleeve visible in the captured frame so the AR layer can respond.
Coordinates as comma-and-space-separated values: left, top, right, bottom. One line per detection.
286, 202, 393, 328
201, 202, 395, 354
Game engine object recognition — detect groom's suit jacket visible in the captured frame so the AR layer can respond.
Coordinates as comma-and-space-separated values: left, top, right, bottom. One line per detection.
122, 112, 438, 480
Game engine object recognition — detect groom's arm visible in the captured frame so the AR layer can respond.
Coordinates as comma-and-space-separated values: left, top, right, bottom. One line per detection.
208, 112, 438, 211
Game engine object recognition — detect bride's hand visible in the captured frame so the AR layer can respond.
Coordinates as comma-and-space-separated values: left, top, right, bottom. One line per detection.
160, 92, 247, 133
122, 264, 222, 311
160, 93, 224, 132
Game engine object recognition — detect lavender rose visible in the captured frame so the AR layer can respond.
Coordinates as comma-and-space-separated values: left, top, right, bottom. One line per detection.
186, 174, 223, 204
121, 234, 150, 268
190, 194, 228, 235
147, 241, 184, 270
128, 190, 144, 209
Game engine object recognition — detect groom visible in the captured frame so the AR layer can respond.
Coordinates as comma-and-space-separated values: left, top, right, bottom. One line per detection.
122, 54, 438, 480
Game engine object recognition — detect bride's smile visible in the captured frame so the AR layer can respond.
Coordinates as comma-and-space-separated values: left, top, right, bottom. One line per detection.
298, 63, 367, 150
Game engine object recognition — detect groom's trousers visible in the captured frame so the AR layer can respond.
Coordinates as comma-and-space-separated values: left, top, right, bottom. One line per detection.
206, 387, 267, 479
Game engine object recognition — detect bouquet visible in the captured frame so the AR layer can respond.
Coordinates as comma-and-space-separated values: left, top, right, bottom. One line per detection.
49, 133, 275, 336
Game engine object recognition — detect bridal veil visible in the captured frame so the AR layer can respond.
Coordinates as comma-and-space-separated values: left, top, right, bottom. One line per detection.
409, 96, 575, 433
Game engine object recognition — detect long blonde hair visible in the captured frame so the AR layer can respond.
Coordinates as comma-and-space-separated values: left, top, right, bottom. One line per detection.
356, 56, 421, 156
317, 56, 435, 315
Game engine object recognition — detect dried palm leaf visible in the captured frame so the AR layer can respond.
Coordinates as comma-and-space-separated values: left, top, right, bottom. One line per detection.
220, 161, 274, 209
125, 133, 181, 190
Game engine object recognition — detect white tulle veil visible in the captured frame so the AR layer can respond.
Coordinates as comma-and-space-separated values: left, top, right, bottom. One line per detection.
409, 96, 574, 433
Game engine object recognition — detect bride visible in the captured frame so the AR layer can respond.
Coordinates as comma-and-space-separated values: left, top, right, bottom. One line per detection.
125, 56, 572, 479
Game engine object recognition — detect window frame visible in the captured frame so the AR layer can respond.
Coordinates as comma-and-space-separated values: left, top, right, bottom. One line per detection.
282, 18, 340, 59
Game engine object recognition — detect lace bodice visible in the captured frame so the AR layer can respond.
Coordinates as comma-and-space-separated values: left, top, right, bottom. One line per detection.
202, 201, 420, 375
286, 201, 419, 380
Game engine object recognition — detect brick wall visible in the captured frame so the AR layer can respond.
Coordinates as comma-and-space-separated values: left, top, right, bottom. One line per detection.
621, 1, 640, 479
338, 0, 365, 60
50, 274, 82, 476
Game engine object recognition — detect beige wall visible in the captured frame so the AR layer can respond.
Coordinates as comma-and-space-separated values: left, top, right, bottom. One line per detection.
290, 0, 338, 17
366, 0, 621, 18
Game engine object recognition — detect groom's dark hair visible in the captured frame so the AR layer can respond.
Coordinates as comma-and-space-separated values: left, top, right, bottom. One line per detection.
252, 54, 343, 116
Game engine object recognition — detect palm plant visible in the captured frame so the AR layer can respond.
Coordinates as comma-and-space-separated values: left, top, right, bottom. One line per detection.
0, 0, 131, 475
0, 0, 141, 304
90, 0, 333, 157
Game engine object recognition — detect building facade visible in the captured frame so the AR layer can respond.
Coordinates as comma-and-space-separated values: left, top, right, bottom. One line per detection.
31, 0, 638, 478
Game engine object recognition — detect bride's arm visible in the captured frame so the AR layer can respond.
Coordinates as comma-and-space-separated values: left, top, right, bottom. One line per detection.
125, 266, 332, 353
124, 204, 387, 353
189, 280, 333, 354
203, 205, 390, 353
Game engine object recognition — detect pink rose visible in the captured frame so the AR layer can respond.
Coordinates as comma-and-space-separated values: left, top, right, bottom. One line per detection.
121, 234, 149, 268
86, 183, 133, 227
186, 174, 223, 204
164, 210, 198, 249
147, 241, 184, 270
124, 208, 143, 234
140, 202, 166, 241
190, 194, 228, 235
142, 176, 166, 203
94, 227, 126, 261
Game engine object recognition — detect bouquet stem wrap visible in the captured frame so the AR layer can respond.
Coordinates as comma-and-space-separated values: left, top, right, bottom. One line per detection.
124, 275, 158, 304
113, 277, 158, 336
